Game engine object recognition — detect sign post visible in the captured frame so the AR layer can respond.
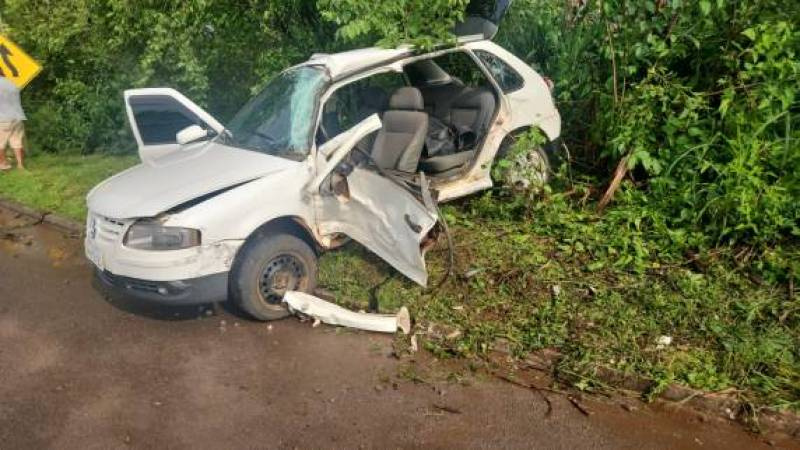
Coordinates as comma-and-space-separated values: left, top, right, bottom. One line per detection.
0, 34, 42, 89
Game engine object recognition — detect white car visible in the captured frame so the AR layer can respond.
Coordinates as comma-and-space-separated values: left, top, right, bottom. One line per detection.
85, 1, 561, 320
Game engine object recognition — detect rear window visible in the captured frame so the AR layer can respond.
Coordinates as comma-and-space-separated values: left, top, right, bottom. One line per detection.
474, 50, 524, 93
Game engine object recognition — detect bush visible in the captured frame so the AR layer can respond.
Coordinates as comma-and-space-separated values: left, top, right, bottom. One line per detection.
490, 0, 799, 282
0, 0, 336, 154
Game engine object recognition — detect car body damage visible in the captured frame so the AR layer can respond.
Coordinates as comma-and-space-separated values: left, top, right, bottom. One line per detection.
85, 10, 561, 318
310, 114, 438, 286
87, 143, 296, 219
317, 166, 438, 286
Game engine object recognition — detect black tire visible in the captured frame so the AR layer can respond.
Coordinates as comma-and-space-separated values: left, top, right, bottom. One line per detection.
230, 232, 318, 321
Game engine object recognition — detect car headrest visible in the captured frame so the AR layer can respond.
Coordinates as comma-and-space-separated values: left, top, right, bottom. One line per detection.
453, 88, 495, 109
388, 87, 424, 111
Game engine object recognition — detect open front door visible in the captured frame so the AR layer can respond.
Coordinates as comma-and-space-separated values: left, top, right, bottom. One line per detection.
124, 88, 224, 163
310, 115, 439, 286
455, 0, 513, 40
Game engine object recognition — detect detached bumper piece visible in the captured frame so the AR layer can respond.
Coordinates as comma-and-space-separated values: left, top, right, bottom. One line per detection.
93, 268, 228, 305
283, 291, 411, 334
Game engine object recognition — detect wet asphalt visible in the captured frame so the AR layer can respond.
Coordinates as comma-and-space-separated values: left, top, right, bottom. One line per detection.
0, 205, 794, 449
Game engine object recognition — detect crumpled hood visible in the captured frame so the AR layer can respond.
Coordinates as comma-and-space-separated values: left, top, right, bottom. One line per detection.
87, 143, 298, 219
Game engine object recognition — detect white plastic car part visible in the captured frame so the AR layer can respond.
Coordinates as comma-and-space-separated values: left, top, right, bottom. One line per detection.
283, 291, 411, 334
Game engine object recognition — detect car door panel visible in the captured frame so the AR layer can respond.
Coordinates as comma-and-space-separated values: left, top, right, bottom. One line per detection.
124, 88, 223, 164
312, 115, 438, 286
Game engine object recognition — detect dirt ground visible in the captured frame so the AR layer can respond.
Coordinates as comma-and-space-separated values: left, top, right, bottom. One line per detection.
0, 206, 796, 449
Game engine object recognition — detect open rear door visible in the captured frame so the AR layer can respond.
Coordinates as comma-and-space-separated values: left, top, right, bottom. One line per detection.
124, 88, 224, 164
310, 115, 439, 286
455, 0, 513, 40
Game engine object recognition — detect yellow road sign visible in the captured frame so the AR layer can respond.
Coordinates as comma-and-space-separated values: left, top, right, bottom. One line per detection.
0, 34, 42, 89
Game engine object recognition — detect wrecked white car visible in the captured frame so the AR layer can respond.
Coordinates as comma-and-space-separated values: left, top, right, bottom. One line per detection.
85, 1, 561, 320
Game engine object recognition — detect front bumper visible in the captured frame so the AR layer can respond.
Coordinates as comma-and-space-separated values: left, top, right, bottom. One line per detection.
93, 267, 228, 305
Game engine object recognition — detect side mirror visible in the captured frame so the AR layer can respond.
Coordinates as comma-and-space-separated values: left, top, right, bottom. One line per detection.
176, 125, 209, 145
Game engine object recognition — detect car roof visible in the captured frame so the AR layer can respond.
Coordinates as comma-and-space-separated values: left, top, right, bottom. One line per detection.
302, 47, 411, 79
301, 35, 489, 79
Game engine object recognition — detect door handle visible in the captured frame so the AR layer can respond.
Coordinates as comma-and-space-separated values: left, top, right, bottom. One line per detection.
404, 214, 422, 233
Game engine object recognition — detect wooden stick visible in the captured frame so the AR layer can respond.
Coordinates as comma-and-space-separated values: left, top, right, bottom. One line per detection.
597, 154, 629, 213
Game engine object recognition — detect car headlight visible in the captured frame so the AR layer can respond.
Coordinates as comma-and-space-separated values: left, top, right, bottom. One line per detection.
123, 221, 201, 251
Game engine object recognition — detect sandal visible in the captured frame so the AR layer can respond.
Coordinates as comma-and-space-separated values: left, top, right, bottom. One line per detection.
0, 163, 12, 171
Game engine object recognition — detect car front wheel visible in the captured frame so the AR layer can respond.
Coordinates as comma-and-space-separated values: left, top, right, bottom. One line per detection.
230, 232, 318, 321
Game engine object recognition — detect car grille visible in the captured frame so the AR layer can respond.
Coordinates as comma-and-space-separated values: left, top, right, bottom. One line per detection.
90, 214, 129, 244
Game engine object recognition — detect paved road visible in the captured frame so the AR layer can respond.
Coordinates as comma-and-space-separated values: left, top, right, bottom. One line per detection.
0, 206, 793, 449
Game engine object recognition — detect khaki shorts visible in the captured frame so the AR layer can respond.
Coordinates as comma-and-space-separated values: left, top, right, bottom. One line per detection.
0, 121, 25, 150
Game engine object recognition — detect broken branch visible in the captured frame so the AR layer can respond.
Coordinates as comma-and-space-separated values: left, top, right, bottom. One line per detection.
567, 395, 592, 416
597, 154, 629, 213
432, 403, 462, 414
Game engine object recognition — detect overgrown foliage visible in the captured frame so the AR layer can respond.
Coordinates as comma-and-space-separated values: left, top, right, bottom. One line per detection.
318, 0, 800, 411
0, 0, 333, 153
492, 0, 799, 282
318, 0, 468, 49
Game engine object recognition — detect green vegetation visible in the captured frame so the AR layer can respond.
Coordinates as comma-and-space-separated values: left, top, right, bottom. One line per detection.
320, 195, 799, 411
0, 153, 136, 220
318, 0, 799, 412
319, 0, 468, 49
1, 0, 797, 412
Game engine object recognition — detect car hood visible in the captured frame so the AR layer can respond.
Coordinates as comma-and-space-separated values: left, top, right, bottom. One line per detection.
87, 143, 298, 219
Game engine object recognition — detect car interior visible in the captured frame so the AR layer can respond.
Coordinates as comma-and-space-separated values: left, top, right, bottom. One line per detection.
317, 50, 499, 180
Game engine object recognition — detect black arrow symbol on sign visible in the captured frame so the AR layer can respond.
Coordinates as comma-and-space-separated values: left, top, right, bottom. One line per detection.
0, 44, 20, 78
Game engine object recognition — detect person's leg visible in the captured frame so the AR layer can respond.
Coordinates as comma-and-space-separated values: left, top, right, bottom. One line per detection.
12, 146, 24, 169
0, 122, 11, 170
10, 121, 24, 169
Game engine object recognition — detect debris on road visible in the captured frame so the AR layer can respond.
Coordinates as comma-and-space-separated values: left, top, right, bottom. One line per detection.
433, 403, 462, 414
283, 291, 411, 334
567, 395, 592, 416
492, 371, 554, 418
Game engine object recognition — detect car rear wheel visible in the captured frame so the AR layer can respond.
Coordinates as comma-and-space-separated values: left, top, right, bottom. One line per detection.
495, 134, 551, 192
230, 232, 318, 321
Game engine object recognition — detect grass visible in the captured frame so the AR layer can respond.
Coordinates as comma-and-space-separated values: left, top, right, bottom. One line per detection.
0, 152, 138, 220
1, 151, 796, 413
319, 193, 800, 413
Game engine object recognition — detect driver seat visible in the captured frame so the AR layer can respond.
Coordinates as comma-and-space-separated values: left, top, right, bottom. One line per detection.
370, 87, 428, 173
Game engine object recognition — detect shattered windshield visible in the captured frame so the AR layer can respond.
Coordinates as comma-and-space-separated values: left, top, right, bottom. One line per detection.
224, 66, 327, 160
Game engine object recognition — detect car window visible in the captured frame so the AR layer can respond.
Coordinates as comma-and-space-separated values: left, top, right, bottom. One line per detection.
318, 71, 406, 143
430, 51, 490, 88
474, 50, 524, 93
128, 96, 206, 145
225, 66, 328, 160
